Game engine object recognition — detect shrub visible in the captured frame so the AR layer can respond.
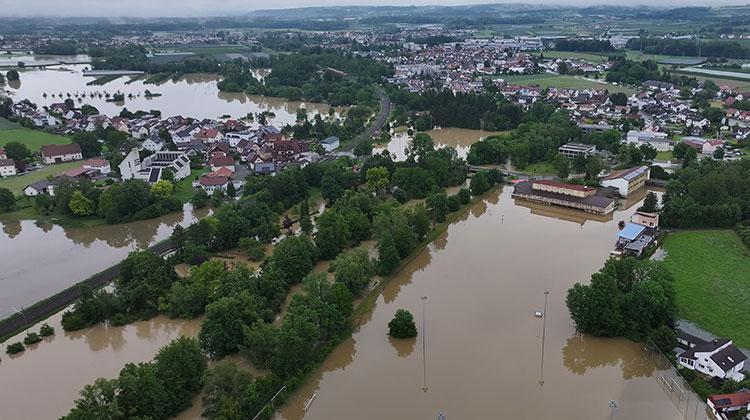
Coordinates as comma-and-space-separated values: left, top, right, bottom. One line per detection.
458, 188, 471, 205
6, 342, 25, 354
447, 195, 461, 212
39, 323, 55, 337
388, 309, 418, 338
23, 332, 42, 345
238, 237, 265, 261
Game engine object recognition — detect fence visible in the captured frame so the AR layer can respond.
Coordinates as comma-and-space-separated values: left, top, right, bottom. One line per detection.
645, 339, 712, 420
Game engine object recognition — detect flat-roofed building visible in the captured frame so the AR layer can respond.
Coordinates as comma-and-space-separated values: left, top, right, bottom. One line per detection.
558, 142, 596, 159
626, 130, 673, 151
513, 179, 615, 215
601, 165, 650, 197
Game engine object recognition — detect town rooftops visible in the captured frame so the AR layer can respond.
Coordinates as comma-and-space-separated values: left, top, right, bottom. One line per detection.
40, 143, 82, 157
603, 165, 649, 182
558, 142, 596, 153
709, 390, 750, 410
209, 153, 235, 167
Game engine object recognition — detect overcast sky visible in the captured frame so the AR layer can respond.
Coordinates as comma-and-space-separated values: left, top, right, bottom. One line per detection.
0, 0, 742, 17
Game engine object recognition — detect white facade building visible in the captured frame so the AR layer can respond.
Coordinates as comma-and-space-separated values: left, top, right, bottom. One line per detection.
626, 131, 674, 152
678, 338, 746, 382
119, 148, 191, 184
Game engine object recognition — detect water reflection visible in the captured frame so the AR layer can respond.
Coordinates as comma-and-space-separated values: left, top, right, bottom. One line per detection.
389, 336, 416, 358
0, 204, 210, 318
562, 335, 656, 380
374, 128, 506, 161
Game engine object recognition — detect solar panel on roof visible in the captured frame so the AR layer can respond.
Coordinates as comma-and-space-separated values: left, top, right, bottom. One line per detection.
149, 168, 160, 183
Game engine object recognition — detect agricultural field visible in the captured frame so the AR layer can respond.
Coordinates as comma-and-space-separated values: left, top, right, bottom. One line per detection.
0, 160, 82, 195
541, 50, 610, 63
661, 230, 750, 348
498, 73, 635, 94
0, 126, 71, 152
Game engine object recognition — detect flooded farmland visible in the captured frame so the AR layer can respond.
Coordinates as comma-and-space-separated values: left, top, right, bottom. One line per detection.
374, 128, 506, 161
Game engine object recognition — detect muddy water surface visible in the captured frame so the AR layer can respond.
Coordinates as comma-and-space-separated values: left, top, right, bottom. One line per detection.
278, 188, 682, 420
374, 128, 506, 161
0, 204, 210, 318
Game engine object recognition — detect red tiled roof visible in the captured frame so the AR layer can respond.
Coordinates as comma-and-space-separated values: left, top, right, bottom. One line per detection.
206, 167, 233, 178
199, 175, 229, 186
41, 143, 82, 158
0, 158, 15, 167
84, 158, 108, 167
709, 390, 750, 409
209, 153, 235, 167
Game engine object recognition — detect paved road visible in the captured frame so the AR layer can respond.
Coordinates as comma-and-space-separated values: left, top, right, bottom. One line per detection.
344, 85, 391, 152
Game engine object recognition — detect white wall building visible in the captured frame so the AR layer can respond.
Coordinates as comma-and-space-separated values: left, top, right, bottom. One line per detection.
119, 148, 191, 184
0, 159, 16, 177
678, 338, 746, 382
626, 130, 674, 152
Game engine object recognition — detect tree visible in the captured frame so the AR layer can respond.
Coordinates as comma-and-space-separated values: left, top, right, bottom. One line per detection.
682, 147, 698, 168
72, 132, 102, 158
470, 171, 492, 195
365, 166, 390, 195
269, 235, 317, 285
0, 187, 14, 212
388, 309, 417, 338
191, 189, 209, 209
553, 153, 570, 179
238, 237, 265, 261
150, 180, 174, 199
584, 156, 603, 180
4, 141, 30, 161
68, 190, 95, 216
331, 247, 374, 295
406, 133, 435, 162
6, 70, 19, 81
161, 167, 175, 183
201, 360, 255, 419
713, 148, 725, 160
226, 181, 236, 198
425, 192, 449, 223
64, 378, 122, 419
673, 142, 689, 159
377, 232, 400, 276
639, 144, 657, 161
609, 92, 628, 106
638, 192, 659, 213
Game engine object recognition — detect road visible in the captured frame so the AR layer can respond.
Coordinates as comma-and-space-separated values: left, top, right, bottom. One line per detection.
344, 85, 391, 152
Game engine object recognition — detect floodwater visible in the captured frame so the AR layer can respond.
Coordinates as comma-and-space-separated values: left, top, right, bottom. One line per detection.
373, 128, 506, 161
0, 204, 210, 318
0, 305, 202, 420
277, 188, 683, 420
3, 64, 340, 124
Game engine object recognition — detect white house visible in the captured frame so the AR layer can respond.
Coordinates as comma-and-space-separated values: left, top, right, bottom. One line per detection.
24, 180, 55, 197
225, 130, 257, 147
702, 139, 724, 156
626, 130, 673, 152
678, 338, 746, 381
601, 166, 650, 197
40, 144, 83, 165
119, 148, 191, 184
142, 133, 165, 152
83, 158, 111, 175
0, 158, 16, 177
321, 136, 340, 153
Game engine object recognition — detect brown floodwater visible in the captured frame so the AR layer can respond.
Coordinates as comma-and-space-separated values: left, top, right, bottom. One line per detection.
0, 204, 210, 318
3, 65, 340, 124
276, 188, 682, 420
373, 128, 506, 161
0, 305, 202, 420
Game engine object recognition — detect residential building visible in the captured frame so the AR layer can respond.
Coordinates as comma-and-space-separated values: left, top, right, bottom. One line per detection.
557, 142, 596, 159
613, 212, 658, 258
578, 123, 614, 134
512, 179, 615, 215
601, 166, 650, 197
0, 158, 16, 177
677, 338, 746, 381
40, 143, 83, 165
24, 180, 55, 197
83, 158, 112, 175
321, 136, 341, 152
626, 131, 673, 151
0, 148, 7, 160
707, 390, 750, 420
119, 148, 191, 184
702, 139, 724, 156
208, 152, 235, 172
142, 133, 165, 152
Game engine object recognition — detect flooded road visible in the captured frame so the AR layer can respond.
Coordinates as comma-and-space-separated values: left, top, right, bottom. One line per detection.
374, 128, 506, 161
278, 188, 682, 420
3, 65, 339, 124
0, 204, 209, 318
0, 305, 201, 420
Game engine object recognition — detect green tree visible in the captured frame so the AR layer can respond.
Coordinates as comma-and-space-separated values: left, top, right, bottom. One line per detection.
68, 190, 95, 216
638, 192, 659, 213
365, 166, 390, 195
553, 153, 570, 179
269, 235, 317, 285
425, 192, 449, 223
673, 142, 689, 159
682, 147, 698, 168
6, 69, 19, 81
153, 337, 207, 414
3, 141, 30, 161
64, 378, 122, 419
72, 131, 102, 158
238, 237, 265, 261
608, 92, 628, 106
407, 133, 435, 162
0, 187, 15, 212
226, 181, 236, 198
191, 189, 209, 209
150, 180, 174, 199
713, 148, 725, 160
33, 193, 54, 215
377, 232, 400, 276
331, 247, 374, 294
388, 309, 417, 338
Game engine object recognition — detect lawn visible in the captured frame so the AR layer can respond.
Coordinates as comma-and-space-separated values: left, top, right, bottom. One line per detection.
521, 161, 556, 175
498, 73, 634, 94
0, 128, 71, 152
661, 230, 750, 348
655, 151, 673, 161
0, 117, 21, 130
0, 160, 82, 195
173, 167, 209, 203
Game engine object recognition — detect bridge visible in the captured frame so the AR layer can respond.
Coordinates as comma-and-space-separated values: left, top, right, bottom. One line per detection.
468, 165, 554, 181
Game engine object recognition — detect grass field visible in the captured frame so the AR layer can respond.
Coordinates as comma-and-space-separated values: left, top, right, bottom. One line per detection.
0, 128, 71, 152
541, 50, 610, 63
656, 151, 673, 161
0, 118, 21, 130
521, 161, 556, 175
662, 230, 750, 348
0, 160, 82, 195
173, 167, 209, 203
498, 73, 635, 94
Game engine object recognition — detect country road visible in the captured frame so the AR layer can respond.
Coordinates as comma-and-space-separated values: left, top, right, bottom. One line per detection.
344, 85, 391, 152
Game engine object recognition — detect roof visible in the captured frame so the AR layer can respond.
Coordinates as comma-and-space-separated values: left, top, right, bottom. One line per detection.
709, 390, 750, 409
84, 158, 109, 167
619, 223, 646, 241
209, 154, 235, 167
603, 166, 649, 182
40, 143, 82, 158
321, 136, 340, 144
533, 179, 592, 192
25, 180, 51, 191
199, 175, 229, 186
206, 167, 234, 178
679, 338, 731, 361
0, 158, 14, 167
558, 142, 595, 152
711, 344, 747, 372
514, 181, 614, 210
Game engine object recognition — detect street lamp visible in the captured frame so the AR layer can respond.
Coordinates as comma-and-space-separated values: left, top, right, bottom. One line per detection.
12, 306, 30, 335
421, 296, 428, 392
609, 400, 618, 420
539, 291, 549, 386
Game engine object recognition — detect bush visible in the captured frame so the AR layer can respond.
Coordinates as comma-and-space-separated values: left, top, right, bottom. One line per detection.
388, 309, 418, 338
458, 188, 471, 205
447, 195, 461, 212
392, 188, 409, 204
238, 237, 265, 261
23, 332, 42, 345
39, 323, 55, 337
6, 342, 25, 354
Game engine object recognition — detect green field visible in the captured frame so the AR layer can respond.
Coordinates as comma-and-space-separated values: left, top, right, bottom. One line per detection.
0, 117, 21, 130
656, 151, 673, 161
498, 73, 634, 94
173, 167, 209, 203
541, 50, 610, 63
521, 161, 556, 175
662, 230, 750, 348
0, 160, 82, 195
0, 128, 71, 152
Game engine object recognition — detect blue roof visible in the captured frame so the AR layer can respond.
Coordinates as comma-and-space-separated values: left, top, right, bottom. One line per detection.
619, 223, 646, 241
